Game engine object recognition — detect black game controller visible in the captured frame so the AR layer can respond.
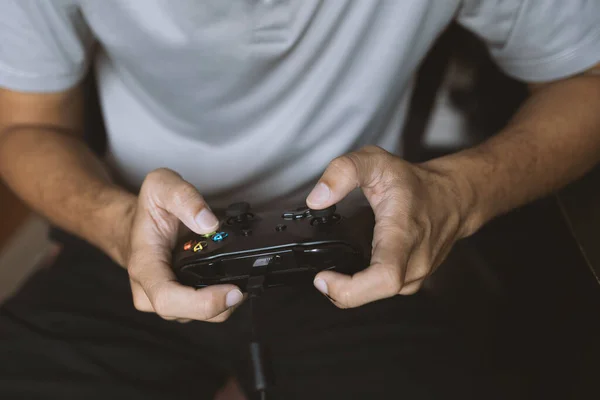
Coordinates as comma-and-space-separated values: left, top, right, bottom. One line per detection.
172, 201, 374, 291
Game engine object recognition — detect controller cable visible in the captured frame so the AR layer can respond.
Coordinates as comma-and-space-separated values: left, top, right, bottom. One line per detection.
246, 275, 273, 400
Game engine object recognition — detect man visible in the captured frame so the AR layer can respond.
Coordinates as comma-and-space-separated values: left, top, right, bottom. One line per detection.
0, 0, 599, 398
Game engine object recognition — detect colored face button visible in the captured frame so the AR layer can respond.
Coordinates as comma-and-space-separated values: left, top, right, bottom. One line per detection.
201, 231, 217, 238
211, 232, 229, 242
193, 241, 208, 252
183, 240, 196, 251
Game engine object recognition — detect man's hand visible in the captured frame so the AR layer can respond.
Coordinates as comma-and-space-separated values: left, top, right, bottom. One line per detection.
307, 146, 472, 308
125, 168, 244, 323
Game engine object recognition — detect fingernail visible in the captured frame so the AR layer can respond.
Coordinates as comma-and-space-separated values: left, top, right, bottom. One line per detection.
307, 183, 331, 206
195, 208, 219, 231
313, 278, 329, 295
226, 289, 243, 308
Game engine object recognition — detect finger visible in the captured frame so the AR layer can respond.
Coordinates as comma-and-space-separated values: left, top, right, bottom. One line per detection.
143, 168, 219, 235
401, 247, 431, 285
129, 249, 243, 320
130, 279, 154, 312
402, 231, 455, 285
170, 299, 244, 324
206, 293, 248, 323
399, 250, 429, 295
314, 217, 415, 308
314, 261, 406, 308
206, 308, 234, 323
306, 146, 388, 209
398, 280, 424, 296
147, 280, 243, 321
398, 240, 454, 296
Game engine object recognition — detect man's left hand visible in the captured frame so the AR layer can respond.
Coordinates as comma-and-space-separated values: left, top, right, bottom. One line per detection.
306, 145, 474, 308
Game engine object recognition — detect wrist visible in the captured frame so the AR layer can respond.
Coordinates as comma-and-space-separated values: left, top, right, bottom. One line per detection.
419, 155, 489, 239
88, 185, 137, 267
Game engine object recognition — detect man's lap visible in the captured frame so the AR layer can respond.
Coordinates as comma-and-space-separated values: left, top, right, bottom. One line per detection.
0, 239, 511, 399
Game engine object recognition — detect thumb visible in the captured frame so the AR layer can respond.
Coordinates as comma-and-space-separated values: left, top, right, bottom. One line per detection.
306, 146, 385, 209
141, 168, 219, 236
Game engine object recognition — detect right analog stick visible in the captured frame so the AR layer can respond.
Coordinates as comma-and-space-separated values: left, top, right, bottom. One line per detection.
309, 205, 336, 218
309, 205, 340, 225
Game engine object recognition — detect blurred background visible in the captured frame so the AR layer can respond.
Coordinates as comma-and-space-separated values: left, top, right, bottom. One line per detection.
1, 23, 599, 399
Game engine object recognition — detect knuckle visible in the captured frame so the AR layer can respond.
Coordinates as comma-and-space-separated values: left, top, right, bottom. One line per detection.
360, 145, 385, 154
127, 265, 150, 286
410, 223, 425, 247
328, 155, 359, 177
133, 301, 150, 313
335, 288, 354, 309
145, 168, 170, 186
388, 213, 422, 247
126, 263, 137, 278
413, 260, 432, 280
400, 284, 421, 296
132, 293, 152, 312
359, 146, 391, 171
143, 168, 185, 200
171, 183, 201, 209
151, 167, 177, 179
126, 259, 142, 278
411, 271, 429, 284
199, 291, 220, 320
151, 288, 171, 317
381, 265, 403, 294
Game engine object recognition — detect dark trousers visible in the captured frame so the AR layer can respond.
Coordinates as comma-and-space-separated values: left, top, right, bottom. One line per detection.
0, 236, 516, 400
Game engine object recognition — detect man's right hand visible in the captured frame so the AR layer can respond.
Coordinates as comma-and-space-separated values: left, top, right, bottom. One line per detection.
1, 88, 242, 323
124, 168, 244, 323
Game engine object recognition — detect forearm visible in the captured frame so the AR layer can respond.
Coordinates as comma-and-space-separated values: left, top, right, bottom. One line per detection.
425, 75, 600, 236
0, 127, 136, 265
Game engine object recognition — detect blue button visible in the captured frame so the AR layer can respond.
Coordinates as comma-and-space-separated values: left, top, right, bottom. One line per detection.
212, 232, 229, 242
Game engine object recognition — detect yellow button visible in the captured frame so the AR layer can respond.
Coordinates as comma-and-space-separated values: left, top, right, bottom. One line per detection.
193, 241, 208, 252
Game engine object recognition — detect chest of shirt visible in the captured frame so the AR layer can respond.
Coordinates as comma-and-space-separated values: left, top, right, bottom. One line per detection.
78, 0, 457, 73
77, 0, 458, 139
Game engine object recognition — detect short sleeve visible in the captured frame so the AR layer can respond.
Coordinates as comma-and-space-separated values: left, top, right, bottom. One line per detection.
457, 0, 600, 82
0, 0, 95, 93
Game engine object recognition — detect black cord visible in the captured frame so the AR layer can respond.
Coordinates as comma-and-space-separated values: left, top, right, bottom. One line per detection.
246, 275, 271, 399
248, 276, 264, 340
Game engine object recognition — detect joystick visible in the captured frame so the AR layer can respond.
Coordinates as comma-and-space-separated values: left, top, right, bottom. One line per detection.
309, 205, 336, 218
172, 201, 374, 291
308, 205, 340, 225
172, 201, 374, 398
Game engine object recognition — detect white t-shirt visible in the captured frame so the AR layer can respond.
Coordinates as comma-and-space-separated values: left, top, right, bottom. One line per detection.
1, 0, 600, 208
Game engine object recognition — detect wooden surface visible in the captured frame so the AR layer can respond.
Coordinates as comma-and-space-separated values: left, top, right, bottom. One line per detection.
0, 181, 30, 249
